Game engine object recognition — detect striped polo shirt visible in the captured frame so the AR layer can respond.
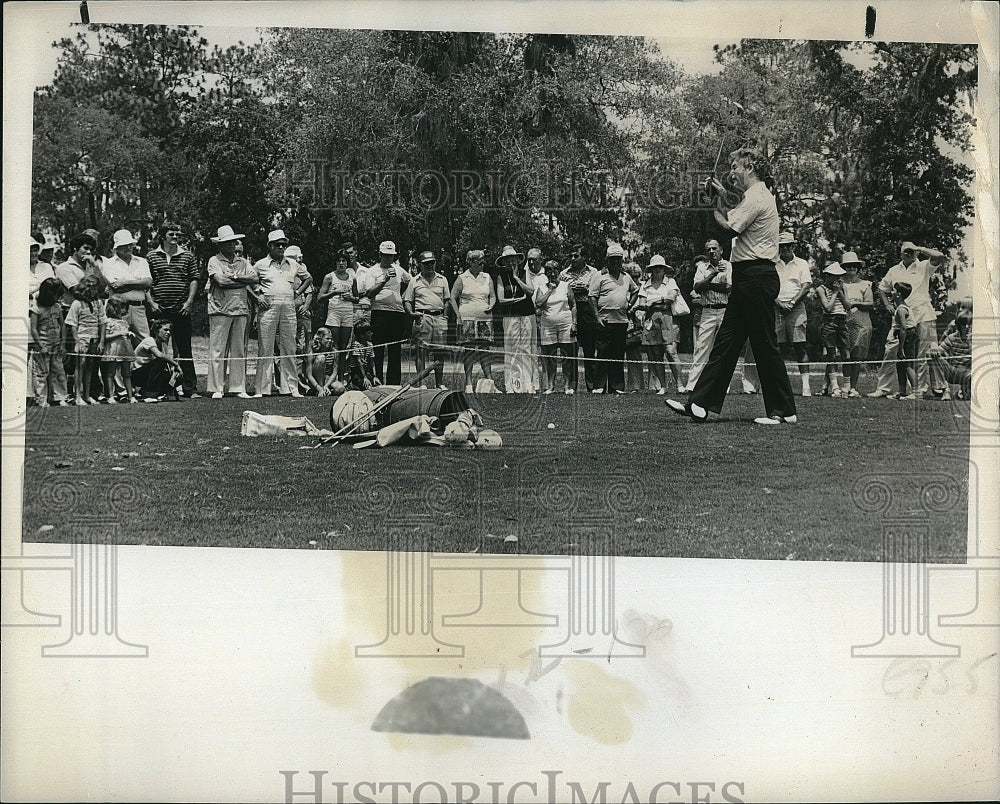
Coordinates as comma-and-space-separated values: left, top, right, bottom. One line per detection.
148, 246, 200, 310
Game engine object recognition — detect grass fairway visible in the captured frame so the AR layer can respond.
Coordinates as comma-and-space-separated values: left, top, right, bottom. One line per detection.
21, 385, 970, 561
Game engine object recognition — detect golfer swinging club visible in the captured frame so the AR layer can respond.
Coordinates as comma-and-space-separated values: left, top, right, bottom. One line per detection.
666, 147, 797, 424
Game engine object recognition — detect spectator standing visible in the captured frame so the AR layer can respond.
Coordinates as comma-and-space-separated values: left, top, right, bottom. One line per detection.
815, 263, 850, 397
774, 231, 814, 396
360, 241, 412, 385
317, 249, 359, 382
495, 244, 538, 393
451, 249, 497, 392
534, 259, 577, 394
29, 237, 56, 308
890, 282, 919, 399
682, 239, 731, 392
588, 244, 637, 394
840, 251, 873, 397
206, 225, 256, 398
146, 222, 200, 396
403, 250, 450, 389
253, 229, 309, 397
29, 277, 68, 407
560, 245, 601, 392
868, 241, 937, 397
634, 255, 681, 395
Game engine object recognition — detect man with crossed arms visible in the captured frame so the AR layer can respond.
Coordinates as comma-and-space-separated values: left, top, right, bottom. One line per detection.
680, 239, 730, 392
774, 231, 814, 396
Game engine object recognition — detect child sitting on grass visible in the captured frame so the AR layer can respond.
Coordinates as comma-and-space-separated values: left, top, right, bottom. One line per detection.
29, 277, 69, 407
346, 320, 381, 391
65, 274, 105, 406
891, 281, 919, 400
101, 298, 138, 403
301, 326, 334, 396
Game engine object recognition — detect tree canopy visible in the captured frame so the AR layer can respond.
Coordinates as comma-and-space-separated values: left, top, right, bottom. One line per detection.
33, 26, 976, 288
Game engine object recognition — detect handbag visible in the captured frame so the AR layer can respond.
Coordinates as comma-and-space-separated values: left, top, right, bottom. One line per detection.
670, 293, 691, 317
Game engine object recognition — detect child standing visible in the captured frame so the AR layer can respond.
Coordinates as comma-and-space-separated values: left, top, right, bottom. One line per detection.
29, 277, 69, 407
65, 275, 106, 405
101, 298, 138, 403
816, 263, 850, 397
892, 282, 919, 400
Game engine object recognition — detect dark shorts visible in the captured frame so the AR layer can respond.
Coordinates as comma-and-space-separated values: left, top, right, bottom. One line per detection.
821, 314, 849, 352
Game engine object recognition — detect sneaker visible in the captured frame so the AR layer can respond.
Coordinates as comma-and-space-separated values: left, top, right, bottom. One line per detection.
801, 387, 812, 397
591, 388, 604, 394
251, 392, 266, 398
614, 389, 627, 395
107, 397, 118, 404
564, 388, 575, 396
176, 387, 185, 397
437, 384, 449, 391
940, 391, 953, 401
129, 398, 138, 404
543, 388, 553, 395
753, 414, 798, 424
830, 388, 844, 398
741, 383, 758, 394
211, 392, 224, 399
236, 391, 252, 399
898, 393, 917, 400
37, 401, 50, 408
847, 389, 861, 398
143, 397, 159, 403
85, 397, 99, 405
290, 390, 303, 398
57, 400, 71, 407
656, 388, 666, 395
866, 390, 890, 398
189, 392, 202, 399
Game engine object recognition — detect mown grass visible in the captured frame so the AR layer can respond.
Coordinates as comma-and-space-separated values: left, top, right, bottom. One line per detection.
21, 382, 970, 561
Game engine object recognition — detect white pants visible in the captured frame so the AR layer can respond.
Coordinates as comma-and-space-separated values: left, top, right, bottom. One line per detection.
208, 314, 248, 394
255, 299, 297, 394
875, 320, 935, 394
503, 316, 538, 393
686, 307, 726, 389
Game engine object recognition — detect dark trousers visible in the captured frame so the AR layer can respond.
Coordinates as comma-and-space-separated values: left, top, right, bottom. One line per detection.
371, 309, 407, 385
157, 308, 197, 394
541, 342, 576, 389
690, 261, 796, 417
133, 358, 173, 398
575, 306, 599, 391
594, 322, 628, 392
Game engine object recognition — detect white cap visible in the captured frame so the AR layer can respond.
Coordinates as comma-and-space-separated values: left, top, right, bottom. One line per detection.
112, 229, 137, 249
267, 229, 288, 244
379, 240, 397, 255
285, 245, 303, 259
606, 243, 625, 258
647, 254, 667, 268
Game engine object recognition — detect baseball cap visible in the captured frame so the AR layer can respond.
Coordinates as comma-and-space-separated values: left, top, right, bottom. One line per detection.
379, 240, 397, 255
606, 243, 625, 258
267, 229, 288, 244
